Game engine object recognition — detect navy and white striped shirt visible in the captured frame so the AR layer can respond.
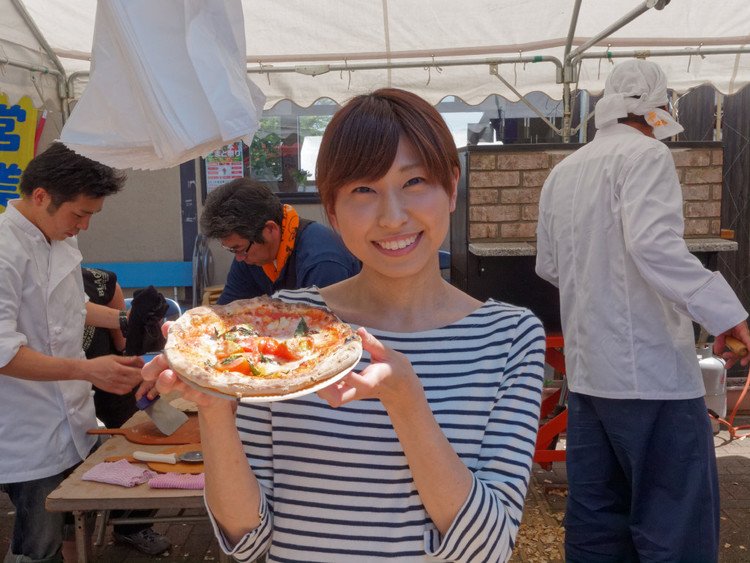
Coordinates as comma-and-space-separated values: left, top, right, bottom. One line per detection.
210, 288, 545, 562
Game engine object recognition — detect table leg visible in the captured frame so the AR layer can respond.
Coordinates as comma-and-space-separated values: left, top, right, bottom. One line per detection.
72, 510, 92, 563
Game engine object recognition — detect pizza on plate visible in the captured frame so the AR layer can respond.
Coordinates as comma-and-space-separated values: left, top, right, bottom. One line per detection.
164, 296, 362, 399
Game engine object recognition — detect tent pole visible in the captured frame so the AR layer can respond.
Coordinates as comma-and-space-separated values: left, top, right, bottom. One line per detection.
715, 92, 723, 142
577, 46, 750, 61
579, 91, 590, 143
567, 0, 665, 63
0, 56, 62, 78
246, 55, 563, 75
563, 0, 584, 63
489, 64, 562, 137
562, 84, 572, 142
9, 0, 69, 118
561, 0, 583, 143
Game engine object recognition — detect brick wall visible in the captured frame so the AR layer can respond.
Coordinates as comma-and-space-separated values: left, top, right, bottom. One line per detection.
467, 146, 723, 241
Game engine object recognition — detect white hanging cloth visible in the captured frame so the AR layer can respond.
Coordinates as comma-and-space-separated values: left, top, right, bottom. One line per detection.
60, 0, 265, 170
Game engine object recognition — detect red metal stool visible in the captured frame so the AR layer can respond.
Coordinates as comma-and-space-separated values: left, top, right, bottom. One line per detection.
534, 333, 567, 469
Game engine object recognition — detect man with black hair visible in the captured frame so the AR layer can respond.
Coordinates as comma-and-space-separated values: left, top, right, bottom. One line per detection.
0, 142, 146, 562
201, 178, 359, 304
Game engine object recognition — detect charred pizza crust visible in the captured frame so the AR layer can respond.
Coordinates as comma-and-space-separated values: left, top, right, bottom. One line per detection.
165, 296, 362, 399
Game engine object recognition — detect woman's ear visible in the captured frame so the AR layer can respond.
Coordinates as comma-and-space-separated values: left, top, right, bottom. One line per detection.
449, 167, 460, 212
328, 212, 339, 232
325, 204, 339, 232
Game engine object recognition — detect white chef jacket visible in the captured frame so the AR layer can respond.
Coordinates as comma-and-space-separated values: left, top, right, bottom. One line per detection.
536, 124, 747, 400
0, 200, 97, 483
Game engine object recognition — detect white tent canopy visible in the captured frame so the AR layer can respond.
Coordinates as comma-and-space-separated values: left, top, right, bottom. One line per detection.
2, 0, 750, 112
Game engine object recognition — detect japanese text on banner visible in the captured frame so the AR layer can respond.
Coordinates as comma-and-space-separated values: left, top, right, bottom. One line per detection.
0, 95, 38, 213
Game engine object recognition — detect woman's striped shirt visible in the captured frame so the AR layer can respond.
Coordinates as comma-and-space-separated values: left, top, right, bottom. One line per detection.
210, 287, 545, 562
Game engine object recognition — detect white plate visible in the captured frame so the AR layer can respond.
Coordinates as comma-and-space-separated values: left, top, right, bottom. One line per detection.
175, 356, 360, 404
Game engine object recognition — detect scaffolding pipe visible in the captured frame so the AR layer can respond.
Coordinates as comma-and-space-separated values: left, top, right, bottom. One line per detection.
245, 54, 563, 76
0, 56, 62, 78
67, 71, 89, 100
563, 0, 584, 64
576, 45, 750, 61
9, 0, 70, 117
566, 0, 656, 64
489, 64, 562, 136
715, 92, 723, 142
561, 0, 583, 142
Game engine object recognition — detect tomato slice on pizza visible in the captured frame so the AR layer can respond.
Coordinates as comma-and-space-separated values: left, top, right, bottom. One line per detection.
164, 296, 362, 399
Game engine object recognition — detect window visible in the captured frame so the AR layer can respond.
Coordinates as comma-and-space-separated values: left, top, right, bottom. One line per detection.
239, 93, 567, 200
243, 99, 338, 199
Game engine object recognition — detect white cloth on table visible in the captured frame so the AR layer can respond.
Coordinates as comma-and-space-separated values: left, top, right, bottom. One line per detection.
82, 460, 157, 487
148, 472, 205, 490
0, 200, 98, 483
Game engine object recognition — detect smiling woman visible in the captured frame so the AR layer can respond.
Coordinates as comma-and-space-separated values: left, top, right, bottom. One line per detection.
326, 137, 456, 281
143, 88, 545, 563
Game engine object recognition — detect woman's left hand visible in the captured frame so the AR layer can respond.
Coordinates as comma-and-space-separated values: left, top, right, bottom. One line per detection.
317, 327, 422, 409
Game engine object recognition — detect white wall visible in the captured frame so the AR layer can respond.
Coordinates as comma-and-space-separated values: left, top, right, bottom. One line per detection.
79, 159, 331, 293
78, 166, 185, 262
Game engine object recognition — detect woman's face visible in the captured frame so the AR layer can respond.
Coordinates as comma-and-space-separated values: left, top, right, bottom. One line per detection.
329, 137, 457, 279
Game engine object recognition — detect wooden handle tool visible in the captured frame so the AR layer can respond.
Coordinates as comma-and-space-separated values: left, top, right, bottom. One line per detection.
726, 336, 748, 357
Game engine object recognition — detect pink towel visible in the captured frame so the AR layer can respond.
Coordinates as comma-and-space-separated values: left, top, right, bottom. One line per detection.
148, 472, 205, 489
82, 459, 157, 487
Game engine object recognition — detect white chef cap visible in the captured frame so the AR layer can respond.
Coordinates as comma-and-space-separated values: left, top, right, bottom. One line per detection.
594, 59, 684, 140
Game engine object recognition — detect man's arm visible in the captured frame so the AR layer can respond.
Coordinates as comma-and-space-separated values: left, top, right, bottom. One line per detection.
620, 145, 747, 337
217, 262, 267, 305
535, 177, 559, 287
1, 345, 143, 394
106, 283, 128, 352
85, 300, 122, 329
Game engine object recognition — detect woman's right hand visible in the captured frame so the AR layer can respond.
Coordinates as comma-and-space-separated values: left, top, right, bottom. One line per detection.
138, 353, 235, 413
137, 322, 234, 413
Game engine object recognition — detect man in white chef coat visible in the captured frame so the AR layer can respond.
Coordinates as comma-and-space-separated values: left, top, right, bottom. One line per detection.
0, 142, 145, 562
536, 59, 750, 563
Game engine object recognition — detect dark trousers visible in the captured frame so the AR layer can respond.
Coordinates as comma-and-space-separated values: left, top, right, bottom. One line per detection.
93, 387, 152, 535
565, 393, 719, 563
1, 471, 74, 562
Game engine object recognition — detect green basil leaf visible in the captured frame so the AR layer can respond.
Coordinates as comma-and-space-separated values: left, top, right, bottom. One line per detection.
294, 317, 309, 336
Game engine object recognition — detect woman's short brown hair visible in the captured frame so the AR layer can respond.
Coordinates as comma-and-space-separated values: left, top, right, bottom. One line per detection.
315, 88, 459, 215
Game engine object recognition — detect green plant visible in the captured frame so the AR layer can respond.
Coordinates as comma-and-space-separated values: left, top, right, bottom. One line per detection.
291, 168, 309, 185
249, 132, 282, 180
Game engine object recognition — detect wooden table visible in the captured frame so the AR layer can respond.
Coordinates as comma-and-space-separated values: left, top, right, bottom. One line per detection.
45, 411, 228, 563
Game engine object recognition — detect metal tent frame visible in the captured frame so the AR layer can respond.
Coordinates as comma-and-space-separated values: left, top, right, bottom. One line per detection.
4, 0, 750, 141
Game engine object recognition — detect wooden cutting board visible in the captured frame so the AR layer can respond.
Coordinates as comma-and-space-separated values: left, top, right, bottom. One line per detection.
88, 414, 200, 445
105, 443, 204, 474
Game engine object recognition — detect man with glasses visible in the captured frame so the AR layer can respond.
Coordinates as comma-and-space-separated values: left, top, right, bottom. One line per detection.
201, 179, 360, 304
